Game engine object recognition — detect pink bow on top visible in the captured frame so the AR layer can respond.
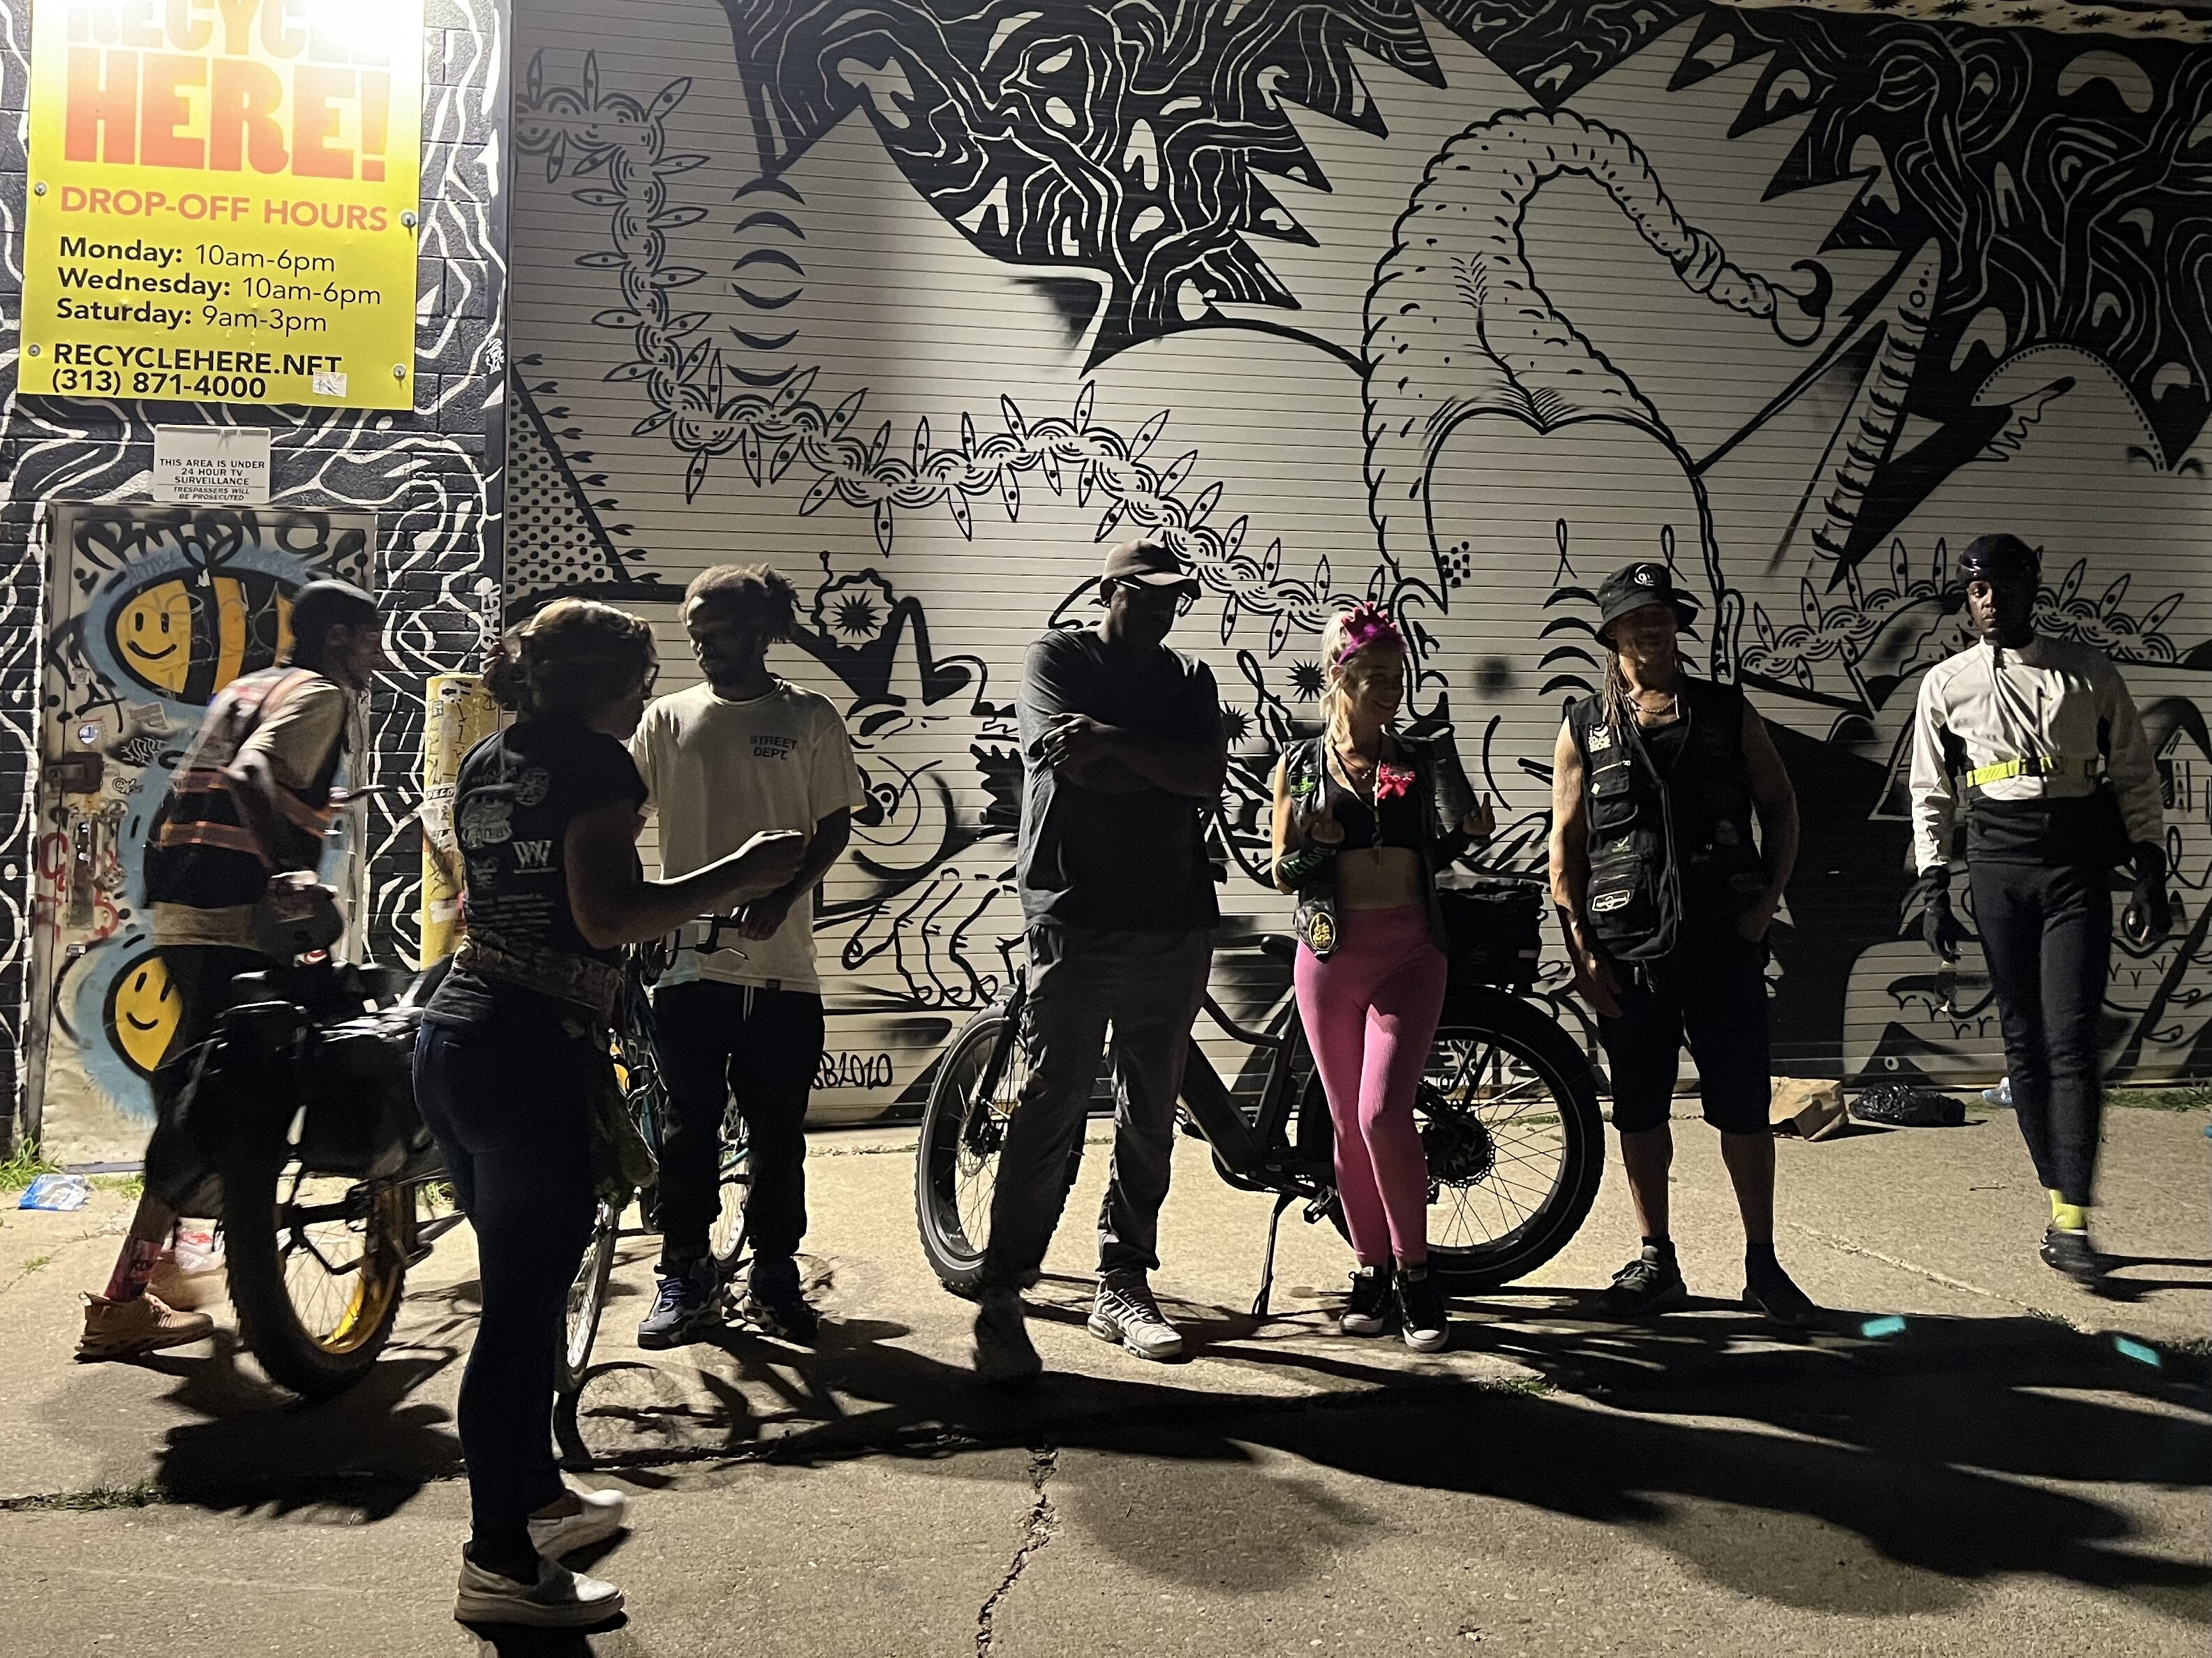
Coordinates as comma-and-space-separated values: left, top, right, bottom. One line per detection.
1334, 601, 1402, 666
1374, 761, 1416, 801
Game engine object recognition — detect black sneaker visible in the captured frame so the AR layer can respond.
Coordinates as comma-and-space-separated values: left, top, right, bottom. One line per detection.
1341, 1264, 1393, 1337
1395, 1266, 1449, 1354
636, 1259, 719, 1350
741, 1256, 820, 1343
2040, 1226, 2107, 1292
1742, 1256, 1819, 1328
1601, 1246, 1688, 1316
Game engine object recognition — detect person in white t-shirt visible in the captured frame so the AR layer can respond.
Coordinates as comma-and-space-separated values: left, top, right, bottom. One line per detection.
629, 565, 865, 1345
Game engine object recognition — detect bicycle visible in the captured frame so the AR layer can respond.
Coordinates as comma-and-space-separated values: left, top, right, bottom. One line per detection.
558, 916, 756, 1394
916, 889, 1606, 1315
202, 957, 466, 1401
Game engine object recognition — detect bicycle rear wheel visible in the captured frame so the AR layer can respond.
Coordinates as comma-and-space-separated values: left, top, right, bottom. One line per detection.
223, 1144, 410, 1401
1305, 991, 1604, 1292
914, 1008, 1023, 1295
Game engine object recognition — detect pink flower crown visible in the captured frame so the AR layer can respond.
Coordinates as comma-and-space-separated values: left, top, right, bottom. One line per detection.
1334, 602, 1402, 666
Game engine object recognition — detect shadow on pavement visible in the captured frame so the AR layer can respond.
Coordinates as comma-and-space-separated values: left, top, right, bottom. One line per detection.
555, 1289, 2212, 1620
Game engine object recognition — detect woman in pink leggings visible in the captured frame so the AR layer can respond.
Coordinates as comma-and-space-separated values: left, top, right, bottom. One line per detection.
1271, 604, 1492, 1350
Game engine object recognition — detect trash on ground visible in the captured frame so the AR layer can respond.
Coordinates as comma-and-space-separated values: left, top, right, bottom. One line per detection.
17, 1173, 94, 1211
1850, 1085, 1967, 1128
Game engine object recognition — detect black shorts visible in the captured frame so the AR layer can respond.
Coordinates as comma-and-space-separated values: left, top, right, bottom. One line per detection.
1597, 932, 1771, 1135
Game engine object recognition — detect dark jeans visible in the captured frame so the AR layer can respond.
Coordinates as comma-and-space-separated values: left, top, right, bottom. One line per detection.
144, 943, 272, 1216
653, 980, 824, 1279
1598, 930, 1772, 1135
414, 1011, 599, 1563
981, 925, 1212, 1290
1969, 859, 2111, 1207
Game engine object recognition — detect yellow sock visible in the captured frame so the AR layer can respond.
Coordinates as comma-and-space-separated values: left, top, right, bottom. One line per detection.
2051, 1201, 2088, 1233
2047, 1189, 2064, 1222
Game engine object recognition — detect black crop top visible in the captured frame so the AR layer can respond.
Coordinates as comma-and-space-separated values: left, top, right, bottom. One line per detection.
1322, 752, 1428, 852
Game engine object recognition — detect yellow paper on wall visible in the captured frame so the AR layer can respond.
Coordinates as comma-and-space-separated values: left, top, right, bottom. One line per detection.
21, 0, 425, 408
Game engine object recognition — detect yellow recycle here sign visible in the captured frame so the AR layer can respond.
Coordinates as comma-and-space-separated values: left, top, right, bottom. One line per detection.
21, 0, 424, 408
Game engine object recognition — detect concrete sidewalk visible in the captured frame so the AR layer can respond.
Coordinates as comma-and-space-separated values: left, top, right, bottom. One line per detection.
0, 1101, 2205, 1656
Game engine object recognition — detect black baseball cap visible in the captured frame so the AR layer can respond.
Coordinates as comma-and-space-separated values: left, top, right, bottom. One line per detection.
1595, 562, 1698, 641
1101, 532, 1199, 597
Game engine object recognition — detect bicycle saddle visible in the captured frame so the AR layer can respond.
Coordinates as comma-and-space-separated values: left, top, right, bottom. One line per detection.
1256, 933, 1298, 964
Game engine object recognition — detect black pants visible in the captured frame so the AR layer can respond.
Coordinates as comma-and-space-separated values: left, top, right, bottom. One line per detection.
980, 925, 1212, 1290
414, 1010, 600, 1563
144, 943, 272, 1216
653, 980, 824, 1278
1968, 859, 2111, 1207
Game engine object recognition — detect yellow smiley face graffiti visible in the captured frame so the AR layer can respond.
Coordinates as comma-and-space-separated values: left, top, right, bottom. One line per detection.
107, 954, 180, 1075
115, 582, 194, 696
107, 575, 300, 704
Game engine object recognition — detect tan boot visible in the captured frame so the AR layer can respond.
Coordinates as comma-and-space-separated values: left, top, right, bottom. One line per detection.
77, 1292, 214, 1361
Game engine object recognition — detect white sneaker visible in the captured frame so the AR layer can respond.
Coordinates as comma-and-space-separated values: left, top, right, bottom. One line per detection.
527, 1488, 629, 1559
1088, 1272, 1184, 1361
453, 1553, 623, 1629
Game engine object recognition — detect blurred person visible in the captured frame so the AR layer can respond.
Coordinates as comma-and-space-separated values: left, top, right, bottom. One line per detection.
1550, 562, 1814, 1327
1908, 533, 2167, 1291
1270, 602, 1494, 1351
77, 580, 383, 1361
415, 599, 803, 1627
972, 532, 1227, 1382
631, 565, 863, 1347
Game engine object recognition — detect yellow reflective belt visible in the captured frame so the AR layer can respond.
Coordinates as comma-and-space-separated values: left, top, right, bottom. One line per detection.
1961, 756, 2099, 791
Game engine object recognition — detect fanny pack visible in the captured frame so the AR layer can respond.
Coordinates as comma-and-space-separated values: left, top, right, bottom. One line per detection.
456, 932, 622, 1022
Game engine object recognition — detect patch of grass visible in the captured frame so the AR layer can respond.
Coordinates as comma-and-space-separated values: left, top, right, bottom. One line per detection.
0, 1480, 166, 1514
91, 1174, 144, 1199
0, 1140, 63, 1193
2107, 1085, 2212, 1112
20, 1255, 51, 1273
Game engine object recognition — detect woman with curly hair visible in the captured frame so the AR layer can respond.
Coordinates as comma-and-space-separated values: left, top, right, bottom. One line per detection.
1271, 603, 1492, 1352
415, 599, 803, 1628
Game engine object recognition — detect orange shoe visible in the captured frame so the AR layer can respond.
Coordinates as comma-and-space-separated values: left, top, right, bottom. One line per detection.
77, 1292, 214, 1361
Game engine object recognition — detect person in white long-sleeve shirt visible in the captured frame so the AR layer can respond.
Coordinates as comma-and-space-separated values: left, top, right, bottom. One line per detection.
1908, 533, 2170, 1289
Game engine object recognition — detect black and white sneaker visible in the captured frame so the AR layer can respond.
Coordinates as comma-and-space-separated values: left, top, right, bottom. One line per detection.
636, 1259, 719, 1350
741, 1256, 820, 1343
1395, 1266, 1450, 1354
1341, 1264, 1393, 1336
1088, 1271, 1184, 1361
1601, 1246, 1688, 1316
2040, 1226, 2107, 1292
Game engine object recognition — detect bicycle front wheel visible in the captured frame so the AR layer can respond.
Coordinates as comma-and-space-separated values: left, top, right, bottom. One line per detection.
708, 1097, 752, 1276
914, 1007, 1024, 1295
559, 1196, 619, 1396
1305, 990, 1605, 1292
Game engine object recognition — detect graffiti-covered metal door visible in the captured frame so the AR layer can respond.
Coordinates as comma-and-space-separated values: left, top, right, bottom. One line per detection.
26, 505, 373, 1161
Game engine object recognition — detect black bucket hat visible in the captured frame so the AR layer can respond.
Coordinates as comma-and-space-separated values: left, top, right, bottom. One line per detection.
1595, 562, 1698, 642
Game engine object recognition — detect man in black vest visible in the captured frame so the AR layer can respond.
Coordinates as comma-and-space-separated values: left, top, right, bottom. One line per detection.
77, 580, 384, 1361
1549, 562, 1815, 1325
1909, 533, 2167, 1290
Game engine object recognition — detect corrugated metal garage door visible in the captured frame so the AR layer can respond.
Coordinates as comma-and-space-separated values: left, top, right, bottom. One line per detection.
506, 0, 2212, 1115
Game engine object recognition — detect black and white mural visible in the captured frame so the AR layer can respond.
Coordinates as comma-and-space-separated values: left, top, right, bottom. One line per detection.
0, 1, 511, 1142
509, 0, 2212, 1116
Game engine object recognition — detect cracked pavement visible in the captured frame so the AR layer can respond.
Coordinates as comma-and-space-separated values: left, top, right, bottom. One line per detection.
0, 1103, 2206, 1656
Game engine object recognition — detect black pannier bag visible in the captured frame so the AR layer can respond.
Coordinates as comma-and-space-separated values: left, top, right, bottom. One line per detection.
292, 1004, 434, 1179
1437, 879, 1544, 987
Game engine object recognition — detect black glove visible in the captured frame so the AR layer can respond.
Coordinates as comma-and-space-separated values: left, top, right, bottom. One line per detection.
1917, 867, 1968, 963
2125, 842, 2173, 947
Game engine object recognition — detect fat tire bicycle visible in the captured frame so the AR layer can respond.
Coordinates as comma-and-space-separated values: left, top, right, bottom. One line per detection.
916, 925, 1605, 1312
558, 917, 756, 1396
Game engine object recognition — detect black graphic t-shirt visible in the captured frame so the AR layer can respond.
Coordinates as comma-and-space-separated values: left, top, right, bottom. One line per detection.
424, 715, 647, 1029
1017, 627, 1222, 932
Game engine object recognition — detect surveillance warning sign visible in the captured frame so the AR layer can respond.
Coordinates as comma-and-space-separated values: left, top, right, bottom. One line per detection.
21, 1, 424, 408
